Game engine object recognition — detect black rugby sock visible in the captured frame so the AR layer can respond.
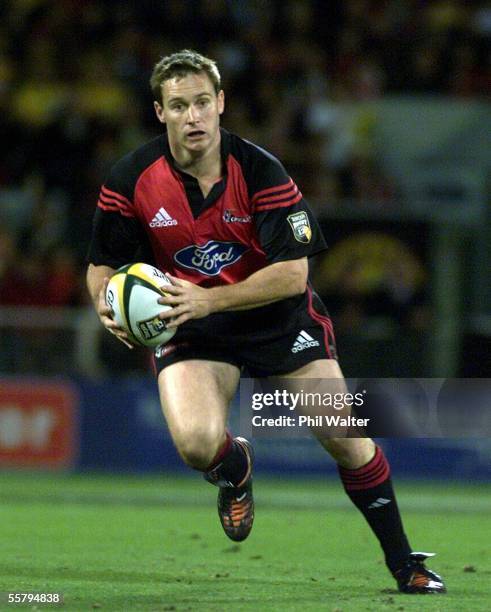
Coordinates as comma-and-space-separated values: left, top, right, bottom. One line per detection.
338, 446, 412, 573
204, 433, 250, 488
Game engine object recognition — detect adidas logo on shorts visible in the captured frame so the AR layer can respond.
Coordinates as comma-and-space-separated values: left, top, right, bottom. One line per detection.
291, 330, 320, 353
149, 207, 178, 227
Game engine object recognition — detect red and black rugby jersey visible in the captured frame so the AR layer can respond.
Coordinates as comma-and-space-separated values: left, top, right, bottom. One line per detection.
87, 128, 327, 287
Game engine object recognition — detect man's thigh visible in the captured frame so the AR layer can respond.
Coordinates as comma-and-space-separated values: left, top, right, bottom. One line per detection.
158, 359, 241, 441
280, 358, 349, 415
277, 359, 373, 457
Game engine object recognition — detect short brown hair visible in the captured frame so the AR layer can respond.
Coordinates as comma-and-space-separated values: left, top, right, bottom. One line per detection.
150, 49, 221, 105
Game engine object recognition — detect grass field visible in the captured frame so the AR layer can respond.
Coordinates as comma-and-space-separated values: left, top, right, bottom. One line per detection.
0, 473, 489, 611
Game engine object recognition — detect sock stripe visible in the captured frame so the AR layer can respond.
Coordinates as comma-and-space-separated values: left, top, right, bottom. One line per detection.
342, 466, 390, 490
341, 462, 389, 486
338, 446, 391, 491
339, 446, 384, 477
340, 455, 387, 481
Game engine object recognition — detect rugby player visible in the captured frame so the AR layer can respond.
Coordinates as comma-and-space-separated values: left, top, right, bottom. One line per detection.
86, 50, 445, 594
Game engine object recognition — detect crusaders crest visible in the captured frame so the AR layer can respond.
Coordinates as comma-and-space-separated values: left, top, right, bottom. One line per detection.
287, 211, 312, 243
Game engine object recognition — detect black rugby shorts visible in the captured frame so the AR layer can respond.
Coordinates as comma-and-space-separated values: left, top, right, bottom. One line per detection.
153, 290, 337, 377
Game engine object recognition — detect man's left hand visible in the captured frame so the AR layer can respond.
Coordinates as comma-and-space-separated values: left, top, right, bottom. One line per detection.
157, 274, 213, 327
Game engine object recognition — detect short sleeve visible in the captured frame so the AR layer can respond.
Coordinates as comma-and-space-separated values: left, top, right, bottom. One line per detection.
251, 150, 327, 263
86, 162, 150, 268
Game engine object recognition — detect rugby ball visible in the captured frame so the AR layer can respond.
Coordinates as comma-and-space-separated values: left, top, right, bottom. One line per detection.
105, 263, 176, 347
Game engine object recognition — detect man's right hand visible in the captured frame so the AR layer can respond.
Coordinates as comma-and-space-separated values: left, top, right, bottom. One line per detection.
97, 277, 135, 349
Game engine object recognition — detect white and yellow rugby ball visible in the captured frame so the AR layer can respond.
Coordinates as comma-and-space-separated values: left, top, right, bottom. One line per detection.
105, 263, 176, 347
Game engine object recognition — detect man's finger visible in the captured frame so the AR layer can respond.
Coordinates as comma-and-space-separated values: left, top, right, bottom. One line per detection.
166, 313, 189, 328
108, 326, 135, 349
158, 294, 182, 305
159, 284, 182, 296
165, 273, 183, 286
159, 304, 189, 320
99, 304, 113, 315
101, 317, 119, 328
115, 334, 134, 349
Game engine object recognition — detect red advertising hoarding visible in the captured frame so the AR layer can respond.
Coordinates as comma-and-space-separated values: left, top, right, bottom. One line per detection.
0, 380, 78, 468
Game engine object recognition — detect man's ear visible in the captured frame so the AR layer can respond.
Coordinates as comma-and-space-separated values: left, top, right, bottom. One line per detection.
154, 101, 165, 124
218, 90, 225, 115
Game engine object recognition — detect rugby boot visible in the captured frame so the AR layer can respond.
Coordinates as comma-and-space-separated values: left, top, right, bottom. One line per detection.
216, 437, 255, 542
394, 552, 447, 594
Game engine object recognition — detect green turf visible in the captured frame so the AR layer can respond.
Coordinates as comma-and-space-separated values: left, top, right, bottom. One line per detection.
0, 473, 490, 611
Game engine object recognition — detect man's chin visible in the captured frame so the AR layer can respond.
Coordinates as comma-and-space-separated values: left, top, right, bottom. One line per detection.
185, 138, 209, 153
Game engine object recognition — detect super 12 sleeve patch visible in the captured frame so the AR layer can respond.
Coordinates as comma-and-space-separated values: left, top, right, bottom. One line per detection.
287, 211, 312, 244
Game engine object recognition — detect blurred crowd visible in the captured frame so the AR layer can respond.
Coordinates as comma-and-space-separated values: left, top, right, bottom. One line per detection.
0, 0, 489, 311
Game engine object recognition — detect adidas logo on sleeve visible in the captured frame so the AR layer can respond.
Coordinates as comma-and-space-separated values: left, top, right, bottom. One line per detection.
149, 207, 178, 227
291, 330, 320, 353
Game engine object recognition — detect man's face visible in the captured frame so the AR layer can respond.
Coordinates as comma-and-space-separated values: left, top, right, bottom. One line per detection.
154, 71, 224, 156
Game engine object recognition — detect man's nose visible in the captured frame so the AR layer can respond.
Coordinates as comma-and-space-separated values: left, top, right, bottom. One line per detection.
186, 105, 198, 123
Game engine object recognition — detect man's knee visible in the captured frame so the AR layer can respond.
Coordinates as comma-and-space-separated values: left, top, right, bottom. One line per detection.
174, 425, 226, 471
323, 437, 375, 469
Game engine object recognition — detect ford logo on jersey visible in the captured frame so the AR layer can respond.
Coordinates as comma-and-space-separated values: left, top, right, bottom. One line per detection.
174, 241, 248, 276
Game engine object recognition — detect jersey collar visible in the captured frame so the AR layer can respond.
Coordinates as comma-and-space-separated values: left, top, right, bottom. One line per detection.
160, 128, 231, 219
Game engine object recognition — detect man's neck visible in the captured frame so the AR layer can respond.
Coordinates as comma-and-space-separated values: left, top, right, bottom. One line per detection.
170, 130, 222, 180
